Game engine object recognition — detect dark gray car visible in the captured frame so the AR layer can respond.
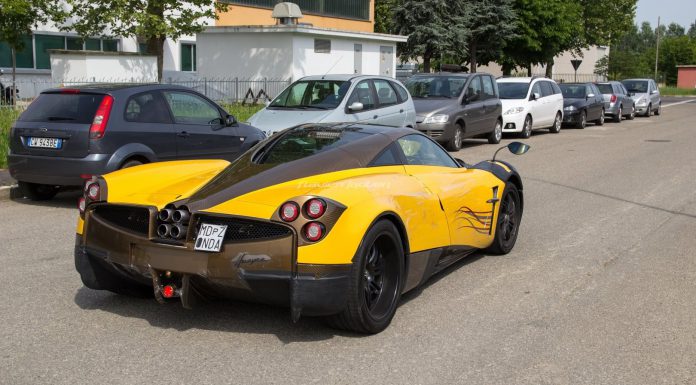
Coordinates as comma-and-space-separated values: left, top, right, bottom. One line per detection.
8, 84, 264, 200
596, 81, 635, 122
404, 73, 503, 151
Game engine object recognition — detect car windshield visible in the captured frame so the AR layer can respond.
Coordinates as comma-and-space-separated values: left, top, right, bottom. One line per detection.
559, 84, 586, 98
622, 80, 649, 93
18, 92, 105, 123
405, 76, 467, 98
497, 82, 530, 99
256, 127, 371, 164
596, 83, 613, 94
269, 80, 350, 110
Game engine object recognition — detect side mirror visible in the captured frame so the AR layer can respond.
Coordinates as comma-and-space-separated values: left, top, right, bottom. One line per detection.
491, 141, 530, 162
587, 93, 595, 98
530, 92, 540, 101
264, 99, 271, 107
348, 101, 364, 112
651, 90, 658, 94
225, 114, 236, 126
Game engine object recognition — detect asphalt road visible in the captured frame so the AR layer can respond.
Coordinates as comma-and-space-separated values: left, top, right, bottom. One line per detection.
1, 100, 696, 385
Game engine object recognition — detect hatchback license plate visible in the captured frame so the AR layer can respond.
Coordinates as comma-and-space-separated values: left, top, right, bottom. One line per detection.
194, 223, 227, 252
28, 137, 62, 149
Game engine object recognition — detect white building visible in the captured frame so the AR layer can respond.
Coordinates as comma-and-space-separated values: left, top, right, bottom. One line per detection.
197, 25, 407, 81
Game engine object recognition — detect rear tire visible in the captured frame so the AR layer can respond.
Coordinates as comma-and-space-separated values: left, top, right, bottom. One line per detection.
549, 112, 561, 133
446, 124, 464, 152
325, 220, 404, 334
594, 109, 605, 126
120, 159, 143, 169
488, 119, 503, 144
18, 181, 59, 201
485, 184, 522, 255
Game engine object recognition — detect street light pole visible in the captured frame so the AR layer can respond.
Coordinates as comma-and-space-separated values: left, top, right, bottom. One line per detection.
655, 16, 660, 81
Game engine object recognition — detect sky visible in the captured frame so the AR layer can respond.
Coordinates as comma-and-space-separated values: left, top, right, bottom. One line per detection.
635, 0, 696, 29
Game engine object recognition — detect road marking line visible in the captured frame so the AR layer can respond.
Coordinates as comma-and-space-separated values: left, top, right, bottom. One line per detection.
662, 99, 695, 108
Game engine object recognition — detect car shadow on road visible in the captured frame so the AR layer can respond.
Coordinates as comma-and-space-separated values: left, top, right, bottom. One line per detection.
73, 287, 366, 343
10, 189, 81, 209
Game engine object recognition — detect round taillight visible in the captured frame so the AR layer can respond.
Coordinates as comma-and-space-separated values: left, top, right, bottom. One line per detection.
78, 197, 86, 213
87, 183, 100, 200
280, 202, 300, 222
304, 222, 325, 242
305, 198, 326, 219
162, 285, 176, 298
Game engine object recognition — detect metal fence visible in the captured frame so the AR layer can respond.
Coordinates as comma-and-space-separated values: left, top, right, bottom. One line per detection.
0, 77, 292, 105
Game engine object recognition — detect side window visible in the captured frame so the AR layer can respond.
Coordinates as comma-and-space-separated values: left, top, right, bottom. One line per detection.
481, 76, 496, 100
163, 92, 221, 125
466, 76, 483, 102
397, 134, 458, 168
531, 82, 542, 98
347, 80, 376, 111
391, 81, 409, 103
124, 92, 171, 123
370, 143, 403, 166
373, 79, 398, 107
586, 85, 593, 96
540, 81, 554, 97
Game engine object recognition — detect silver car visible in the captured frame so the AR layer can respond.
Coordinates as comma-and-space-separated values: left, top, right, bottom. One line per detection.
247, 75, 417, 136
596, 81, 636, 122
621, 78, 662, 117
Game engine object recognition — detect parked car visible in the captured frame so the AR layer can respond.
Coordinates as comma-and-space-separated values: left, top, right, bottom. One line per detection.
559, 82, 605, 128
596, 81, 635, 122
497, 77, 564, 138
404, 73, 503, 151
246, 75, 417, 136
9, 84, 265, 200
621, 78, 662, 117
74, 123, 527, 334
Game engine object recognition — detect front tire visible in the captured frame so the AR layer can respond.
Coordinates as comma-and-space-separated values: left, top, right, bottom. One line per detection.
18, 181, 59, 201
520, 115, 532, 138
549, 112, 562, 133
626, 105, 635, 120
326, 220, 404, 334
655, 103, 662, 116
576, 111, 587, 129
446, 124, 464, 152
488, 119, 503, 144
614, 106, 622, 123
485, 184, 523, 255
646, 104, 652, 117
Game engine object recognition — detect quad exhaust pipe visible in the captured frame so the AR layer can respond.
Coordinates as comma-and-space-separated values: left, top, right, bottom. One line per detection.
157, 207, 191, 239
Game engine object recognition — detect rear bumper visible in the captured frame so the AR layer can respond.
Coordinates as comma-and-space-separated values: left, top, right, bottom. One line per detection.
75, 208, 351, 317
8, 153, 111, 186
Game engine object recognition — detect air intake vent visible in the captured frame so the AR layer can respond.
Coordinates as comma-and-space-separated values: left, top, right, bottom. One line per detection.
92, 205, 150, 236
272, 2, 303, 25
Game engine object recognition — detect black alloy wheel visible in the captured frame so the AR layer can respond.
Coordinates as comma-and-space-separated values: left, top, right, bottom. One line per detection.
485, 184, 522, 255
326, 220, 404, 334
577, 111, 587, 129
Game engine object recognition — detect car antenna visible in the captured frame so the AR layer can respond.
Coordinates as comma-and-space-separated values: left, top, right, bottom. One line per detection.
321, 55, 343, 79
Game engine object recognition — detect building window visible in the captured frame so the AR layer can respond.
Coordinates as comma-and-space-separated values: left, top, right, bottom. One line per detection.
181, 43, 196, 72
85, 38, 101, 51
222, 0, 370, 21
34, 34, 65, 69
102, 39, 118, 52
0, 35, 34, 68
314, 39, 331, 54
66, 37, 84, 51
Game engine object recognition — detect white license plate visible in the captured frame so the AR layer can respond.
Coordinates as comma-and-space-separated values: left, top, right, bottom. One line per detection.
28, 137, 62, 149
194, 223, 228, 252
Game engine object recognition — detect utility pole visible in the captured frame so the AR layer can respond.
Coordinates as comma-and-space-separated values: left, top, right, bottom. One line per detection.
654, 16, 660, 81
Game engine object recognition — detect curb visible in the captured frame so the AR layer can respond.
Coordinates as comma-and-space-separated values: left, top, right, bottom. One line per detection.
0, 185, 18, 201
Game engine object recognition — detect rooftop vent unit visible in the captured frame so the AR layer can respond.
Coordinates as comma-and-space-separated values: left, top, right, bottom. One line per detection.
272, 2, 304, 25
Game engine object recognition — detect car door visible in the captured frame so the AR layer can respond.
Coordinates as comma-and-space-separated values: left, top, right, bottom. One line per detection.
162, 90, 243, 161
344, 80, 381, 124
123, 91, 177, 160
480, 75, 501, 133
397, 134, 504, 248
539, 81, 557, 126
585, 84, 600, 120
649, 80, 660, 107
618, 83, 633, 112
372, 79, 405, 126
463, 76, 486, 134
390, 80, 416, 127
528, 81, 546, 127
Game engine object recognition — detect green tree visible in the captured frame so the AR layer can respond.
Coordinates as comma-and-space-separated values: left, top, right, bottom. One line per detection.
393, 0, 466, 73
0, 0, 55, 103
62, 0, 228, 80
665, 22, 685, 37
374, 0, 395, 34
688, 20, 696, 39
580, 0, 636, 46
462, 0, 517, 72
658, 36, 695, 85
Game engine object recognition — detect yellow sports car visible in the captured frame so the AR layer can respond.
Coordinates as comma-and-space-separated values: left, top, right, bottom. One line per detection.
75, 124, 528, 333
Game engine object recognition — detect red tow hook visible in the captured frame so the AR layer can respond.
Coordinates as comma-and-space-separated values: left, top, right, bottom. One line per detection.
161, 284, 177, 299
